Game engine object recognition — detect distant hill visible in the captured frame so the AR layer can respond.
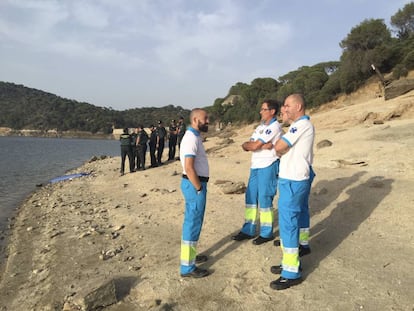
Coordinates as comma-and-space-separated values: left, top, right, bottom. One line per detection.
0, 82, 190, 135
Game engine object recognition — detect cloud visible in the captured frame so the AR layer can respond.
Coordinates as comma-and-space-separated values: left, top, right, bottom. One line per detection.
0, 0, 327, 109
0, 0, 68, 45
254, 22, 292, 48
71, 2, 109, 29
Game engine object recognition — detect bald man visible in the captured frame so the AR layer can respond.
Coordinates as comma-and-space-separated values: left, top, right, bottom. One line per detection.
179, 108, 210, 278
270, 94, 315, 290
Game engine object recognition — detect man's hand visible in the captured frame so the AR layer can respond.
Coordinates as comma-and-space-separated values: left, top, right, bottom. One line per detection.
242, 140, 263, 152
261, 142, 273, 150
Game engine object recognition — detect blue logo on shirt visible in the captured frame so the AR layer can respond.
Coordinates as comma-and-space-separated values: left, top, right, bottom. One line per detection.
265, 129, 272, 135
290, 127, 297, 133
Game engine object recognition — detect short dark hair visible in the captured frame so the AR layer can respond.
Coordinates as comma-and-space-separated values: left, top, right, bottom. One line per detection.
263, 99, 281, 116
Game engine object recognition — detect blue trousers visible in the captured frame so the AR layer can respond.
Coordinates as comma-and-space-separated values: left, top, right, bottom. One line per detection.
299, 167, 315, 247
278, 178, 310, 279
241, 160, 279, 238
180, 178, 207, 274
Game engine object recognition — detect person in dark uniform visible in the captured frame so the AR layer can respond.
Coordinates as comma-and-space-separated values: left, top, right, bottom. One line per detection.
130, 128, 139, 171
136, 125, 149, 170
168, 119, 178, 161
156, 120, 167, 165
149, 125, 158, 168
177, 116, 186, 156
119, 128, 134, 176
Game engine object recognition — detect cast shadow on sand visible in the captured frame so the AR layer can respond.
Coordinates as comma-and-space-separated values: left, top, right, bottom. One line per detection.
197, 230, 245, 272
272, 171, 369, 242
195, 172, 368, 272
302, 174, 394, 278
114, 276, 140, 300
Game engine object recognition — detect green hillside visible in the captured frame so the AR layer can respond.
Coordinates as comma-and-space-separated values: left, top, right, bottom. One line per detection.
0, 82, 190, 134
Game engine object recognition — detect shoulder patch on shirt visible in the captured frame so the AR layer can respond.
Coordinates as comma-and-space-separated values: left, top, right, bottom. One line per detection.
290, 127, 298, 133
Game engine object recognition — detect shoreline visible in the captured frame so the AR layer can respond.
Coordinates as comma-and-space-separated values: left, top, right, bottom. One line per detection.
0, 94, 413, 310
0, 127, 114, 140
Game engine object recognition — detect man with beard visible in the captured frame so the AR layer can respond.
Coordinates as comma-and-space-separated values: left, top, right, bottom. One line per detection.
179, 108, 210, 278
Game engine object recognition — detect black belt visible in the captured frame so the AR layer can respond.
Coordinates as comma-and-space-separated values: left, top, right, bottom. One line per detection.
182, 174, 209, 182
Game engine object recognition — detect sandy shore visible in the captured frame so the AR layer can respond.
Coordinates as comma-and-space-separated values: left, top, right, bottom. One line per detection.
0, 89, 413, 311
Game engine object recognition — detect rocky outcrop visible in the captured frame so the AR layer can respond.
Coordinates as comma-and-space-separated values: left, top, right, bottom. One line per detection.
384, 79, 414, 100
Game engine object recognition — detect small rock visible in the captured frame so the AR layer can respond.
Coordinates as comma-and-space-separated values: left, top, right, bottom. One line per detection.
78, 232, 91, 239
314, 187, 328, 195
73, 279, 118, 310
220, 181, 246, 194
113, 225, 125, 231
317, 139, 333, 149
33, 268, 43, 274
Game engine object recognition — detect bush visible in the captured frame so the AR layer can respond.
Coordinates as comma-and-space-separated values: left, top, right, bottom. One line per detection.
403, 50, 414, 70
393, 63, 409, 79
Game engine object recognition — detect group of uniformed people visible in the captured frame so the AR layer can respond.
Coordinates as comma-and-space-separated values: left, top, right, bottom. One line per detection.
119, 116, 186, 175
179, 94, 315, 291
122, 96, 315, 291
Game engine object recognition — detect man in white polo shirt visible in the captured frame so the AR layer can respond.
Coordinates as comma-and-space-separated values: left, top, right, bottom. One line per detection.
274, 103, 315, 256
179, 108, 210, 278
270, 94, 315, 290
232, 99, 282, 245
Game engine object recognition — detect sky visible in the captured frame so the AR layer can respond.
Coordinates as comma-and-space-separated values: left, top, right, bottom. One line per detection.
0, 0, 412, 111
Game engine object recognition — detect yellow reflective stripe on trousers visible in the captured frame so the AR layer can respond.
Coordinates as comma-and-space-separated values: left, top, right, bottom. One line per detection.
181, 240, 197, 266
259, 207, 273, 226
299, 228, 309, 246
282, 247, 300, 273
245, 204, 257, 223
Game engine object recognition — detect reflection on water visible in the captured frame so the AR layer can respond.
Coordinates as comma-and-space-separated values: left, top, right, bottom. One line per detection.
0, 136, 119, 230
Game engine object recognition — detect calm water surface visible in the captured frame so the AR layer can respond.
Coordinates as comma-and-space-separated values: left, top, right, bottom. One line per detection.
0, 136, 119, 231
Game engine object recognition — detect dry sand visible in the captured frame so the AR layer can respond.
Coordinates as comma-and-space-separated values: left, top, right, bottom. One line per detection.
0, 88, 413, 311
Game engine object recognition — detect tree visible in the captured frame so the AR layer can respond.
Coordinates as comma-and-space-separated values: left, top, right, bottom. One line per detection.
391, 2, 414, 39
276, 65, 330, 107
339, 19, 392, 93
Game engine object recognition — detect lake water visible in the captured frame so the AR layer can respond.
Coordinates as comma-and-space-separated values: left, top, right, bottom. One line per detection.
0, 136, 120, 233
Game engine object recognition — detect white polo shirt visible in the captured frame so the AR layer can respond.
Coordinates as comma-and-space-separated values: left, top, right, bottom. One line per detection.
279, 115, 314, 181
250, 118, 282, 169
180, 127, 209, 177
